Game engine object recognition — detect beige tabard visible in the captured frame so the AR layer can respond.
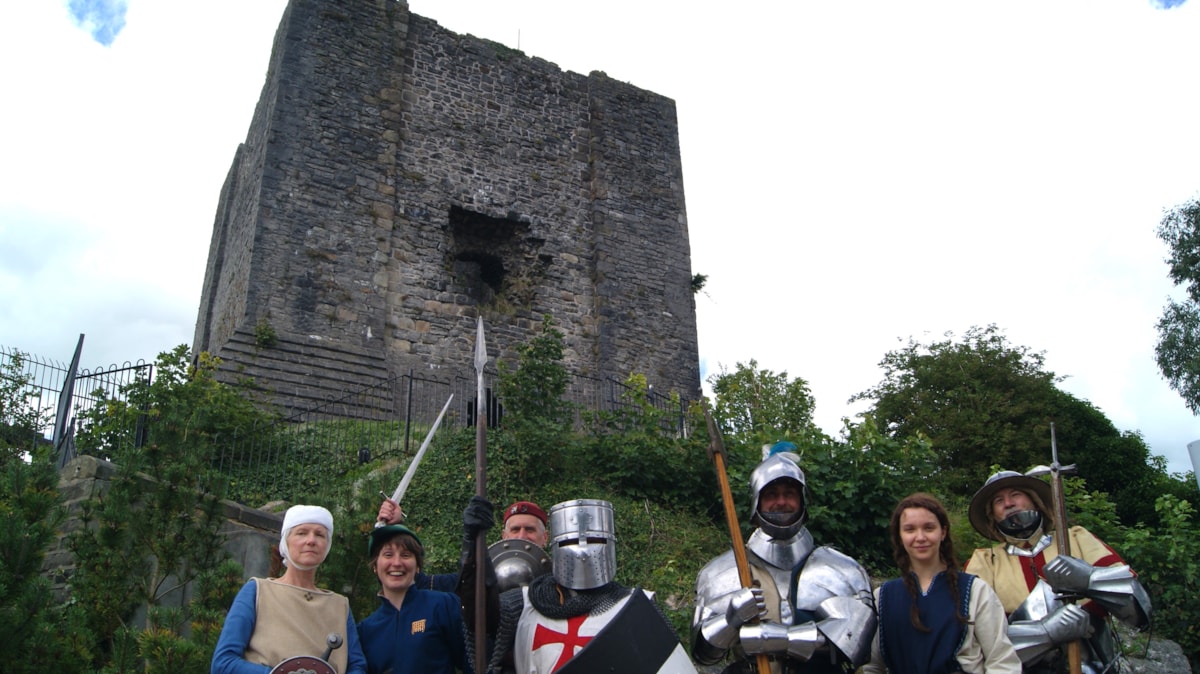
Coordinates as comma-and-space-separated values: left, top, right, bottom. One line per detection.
243, 578, 350, 673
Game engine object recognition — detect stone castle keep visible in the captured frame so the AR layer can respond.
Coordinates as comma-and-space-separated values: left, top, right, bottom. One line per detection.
193, 0, 699, 411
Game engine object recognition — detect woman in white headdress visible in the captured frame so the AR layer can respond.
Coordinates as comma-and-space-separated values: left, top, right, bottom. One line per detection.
211, 505, 367, 674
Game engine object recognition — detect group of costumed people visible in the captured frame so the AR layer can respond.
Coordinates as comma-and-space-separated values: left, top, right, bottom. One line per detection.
210, 441, 1152, 674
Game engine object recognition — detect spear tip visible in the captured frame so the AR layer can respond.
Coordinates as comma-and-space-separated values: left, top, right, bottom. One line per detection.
474, 316, 487, 371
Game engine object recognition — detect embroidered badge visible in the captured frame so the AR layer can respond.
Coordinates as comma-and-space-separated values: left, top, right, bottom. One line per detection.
411, 619, 427, 634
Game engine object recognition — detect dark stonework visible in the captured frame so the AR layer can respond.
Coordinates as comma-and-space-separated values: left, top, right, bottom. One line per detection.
193, 0, 700, 412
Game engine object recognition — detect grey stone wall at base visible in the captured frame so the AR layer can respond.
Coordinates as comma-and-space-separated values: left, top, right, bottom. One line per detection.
1117, 621, 1193, 674
193, 0, 701, 416
45, 455, 282, 606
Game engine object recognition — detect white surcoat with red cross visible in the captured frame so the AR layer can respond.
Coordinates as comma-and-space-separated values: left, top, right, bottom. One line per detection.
513, 586, 638, 674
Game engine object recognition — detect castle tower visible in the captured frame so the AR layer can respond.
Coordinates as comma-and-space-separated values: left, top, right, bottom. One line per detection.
193, 0, 699, 414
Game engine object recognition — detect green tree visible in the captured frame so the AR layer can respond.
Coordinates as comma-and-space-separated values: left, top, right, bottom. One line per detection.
0, 457, 94, 672
493, 314, 576, 489
1, 350, 53, 464
1155, 195, 1200, 414
798, 415, 938, 575
851, 324, 1168, 523
852, 325, 1064, 493
708, 359, 820, 449
67, 346, 271, 668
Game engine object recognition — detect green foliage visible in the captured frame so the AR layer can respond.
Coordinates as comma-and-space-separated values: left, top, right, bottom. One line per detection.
1155, 195, 1200, 414
253, 319, 278, 349
799, 416, 938, 575
0, 349, 53, 464
494, 315, 576, 487
583, 376, 715, 511
1118, 494, 1200, 665
852, 325, 1168, 528
67, 345, 266, 667
852, 325, 1063, 495
708, 359, 819, 449
690, 273, 708, 294
133, 559, 248, 674
0, 458, 94, 672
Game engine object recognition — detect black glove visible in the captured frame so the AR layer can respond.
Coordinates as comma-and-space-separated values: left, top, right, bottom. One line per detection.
460, 496, 496, 566
464, 495, 496, 538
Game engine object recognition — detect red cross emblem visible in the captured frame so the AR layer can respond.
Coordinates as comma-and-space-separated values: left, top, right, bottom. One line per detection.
532, 614, 594, 672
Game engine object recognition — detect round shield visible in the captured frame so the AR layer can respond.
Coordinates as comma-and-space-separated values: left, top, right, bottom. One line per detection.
489, 538, 552, 592
269, 655, 336, 674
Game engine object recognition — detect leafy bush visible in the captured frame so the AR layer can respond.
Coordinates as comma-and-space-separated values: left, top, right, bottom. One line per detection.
800, 416, 937, 575
583, 376, 716, 512
0, 458, 93, 672
493, 315, 576, 487
0, 349, 53, 464
1118, 494, 1200, 669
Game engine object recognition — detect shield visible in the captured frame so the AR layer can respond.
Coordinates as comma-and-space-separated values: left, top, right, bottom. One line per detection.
489, 538, 552, 592
269, 655, 336, 674
556, 590, 697, 674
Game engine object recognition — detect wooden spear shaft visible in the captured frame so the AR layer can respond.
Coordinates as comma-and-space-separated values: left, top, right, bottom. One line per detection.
704, 403, 771, 674
1049, 423, 1083, 674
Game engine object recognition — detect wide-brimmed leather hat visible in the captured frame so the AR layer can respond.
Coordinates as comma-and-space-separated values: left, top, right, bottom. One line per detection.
968, 470, 1054, 542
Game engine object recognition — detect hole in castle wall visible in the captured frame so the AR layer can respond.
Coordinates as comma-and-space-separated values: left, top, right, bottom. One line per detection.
449, 206, 546, 307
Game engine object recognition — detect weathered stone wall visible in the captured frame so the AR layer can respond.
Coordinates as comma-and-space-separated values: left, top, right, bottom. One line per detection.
45, 456, 281, 605
193, 0, 700, 411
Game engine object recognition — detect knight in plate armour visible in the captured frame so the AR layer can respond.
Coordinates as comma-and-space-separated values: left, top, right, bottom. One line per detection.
472, 498, 696, 674
691, 443, 876, 674
963, 470, 1152, 673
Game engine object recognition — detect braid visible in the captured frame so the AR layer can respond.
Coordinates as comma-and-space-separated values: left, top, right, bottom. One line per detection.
941, 537, 968, 624
899, 566, 930, 632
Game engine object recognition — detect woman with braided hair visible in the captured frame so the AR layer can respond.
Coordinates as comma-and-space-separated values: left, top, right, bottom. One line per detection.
862, 493, 1020, 674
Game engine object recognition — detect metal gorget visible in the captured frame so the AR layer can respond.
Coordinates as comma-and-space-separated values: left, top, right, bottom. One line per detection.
1005, 533, 1053, 557
746, 527, 814, 571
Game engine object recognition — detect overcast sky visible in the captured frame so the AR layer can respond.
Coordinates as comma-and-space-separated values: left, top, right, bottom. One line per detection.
2, 0, 1199, 476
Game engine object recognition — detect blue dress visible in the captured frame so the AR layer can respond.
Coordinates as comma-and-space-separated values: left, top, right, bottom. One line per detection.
877, 572, 974, 674
357, 586, 467, 674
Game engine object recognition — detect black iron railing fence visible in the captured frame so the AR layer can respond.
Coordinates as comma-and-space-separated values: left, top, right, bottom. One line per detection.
210, 368, 689, 506
0, 344, 153, 460
3, 344, 689, 507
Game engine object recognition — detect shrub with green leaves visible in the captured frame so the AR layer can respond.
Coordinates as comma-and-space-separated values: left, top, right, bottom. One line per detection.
493, 315, 576, 487
0, 458, 93, 673
1118, 494, 1200, 669
584, 375, 715, 512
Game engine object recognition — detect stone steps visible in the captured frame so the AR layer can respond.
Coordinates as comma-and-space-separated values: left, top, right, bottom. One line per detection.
210, 329, 397, 418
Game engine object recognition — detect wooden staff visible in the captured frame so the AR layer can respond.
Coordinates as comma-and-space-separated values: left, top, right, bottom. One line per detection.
1048, 423, 1082, 674
703, 402, 770, 674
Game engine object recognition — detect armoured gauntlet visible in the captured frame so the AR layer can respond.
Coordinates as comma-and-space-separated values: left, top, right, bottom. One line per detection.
738, 620, 825, 662
698, 587, 766, 650
738, 596, 875, 666
1008, 603, 1094, 664
1043, 555, 1152, 628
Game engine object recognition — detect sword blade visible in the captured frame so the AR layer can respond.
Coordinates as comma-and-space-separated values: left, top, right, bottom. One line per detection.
378, 393, 454, 524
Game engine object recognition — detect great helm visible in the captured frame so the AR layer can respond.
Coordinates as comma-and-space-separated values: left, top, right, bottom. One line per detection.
968, 470, 1055, 543
548, 499, 617, 590
749, 451, 808, 539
